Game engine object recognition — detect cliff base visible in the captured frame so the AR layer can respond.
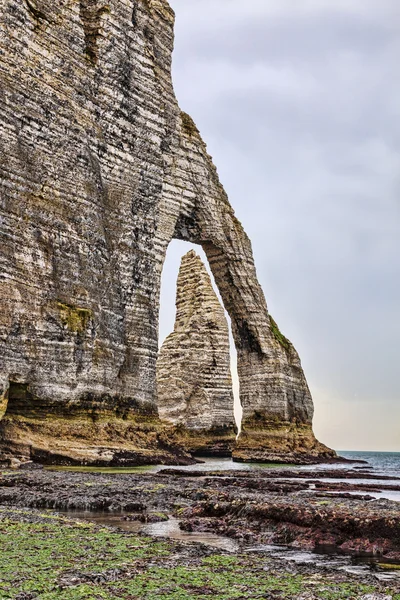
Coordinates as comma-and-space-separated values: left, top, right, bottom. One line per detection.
0, 392, 195, 467
166, 425, 237, 458
233, 416, 336, 465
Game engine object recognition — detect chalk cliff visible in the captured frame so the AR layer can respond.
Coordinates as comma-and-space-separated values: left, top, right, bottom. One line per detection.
233, 315, 335, 464
0, 0, 333, 464
157, 251, 236, 455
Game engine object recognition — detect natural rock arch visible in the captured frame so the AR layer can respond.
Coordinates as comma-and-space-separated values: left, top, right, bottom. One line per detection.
154, 110, 332, 462
0, 0, 333, 464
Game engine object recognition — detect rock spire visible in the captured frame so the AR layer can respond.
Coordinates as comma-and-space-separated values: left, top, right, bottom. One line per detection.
157, 251, 236, 455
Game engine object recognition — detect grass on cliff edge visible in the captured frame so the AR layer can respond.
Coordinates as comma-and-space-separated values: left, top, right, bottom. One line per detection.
0, 508, 399, 600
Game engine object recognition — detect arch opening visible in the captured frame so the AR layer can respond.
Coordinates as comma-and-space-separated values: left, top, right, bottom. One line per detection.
158, 239, 242, 433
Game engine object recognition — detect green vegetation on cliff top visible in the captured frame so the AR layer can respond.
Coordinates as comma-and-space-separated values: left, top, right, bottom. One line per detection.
269, 315, 292, 351
0, 508, 398, 600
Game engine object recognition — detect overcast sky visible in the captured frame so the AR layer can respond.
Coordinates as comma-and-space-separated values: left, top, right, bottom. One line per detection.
159, 0, 400, 452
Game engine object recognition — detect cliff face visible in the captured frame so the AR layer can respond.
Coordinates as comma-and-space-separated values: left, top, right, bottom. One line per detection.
157, 251, 236, 455
0, 0, 333, 464
233, 315, 335, 464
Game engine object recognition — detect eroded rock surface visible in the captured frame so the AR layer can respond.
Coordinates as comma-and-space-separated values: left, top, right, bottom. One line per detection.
157, 251, 236, 455
0, 0, 332, 464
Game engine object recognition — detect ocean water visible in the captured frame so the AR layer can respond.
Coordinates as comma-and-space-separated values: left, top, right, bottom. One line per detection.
338, 450, 400, 478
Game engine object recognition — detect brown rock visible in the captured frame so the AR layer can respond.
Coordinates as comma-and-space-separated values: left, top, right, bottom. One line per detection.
157, 251, 236, 455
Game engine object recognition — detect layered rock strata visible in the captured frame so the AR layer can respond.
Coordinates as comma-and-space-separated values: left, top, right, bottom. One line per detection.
233, 316, 335, 464
157, 251, 236, 456
0, 0, 333, 464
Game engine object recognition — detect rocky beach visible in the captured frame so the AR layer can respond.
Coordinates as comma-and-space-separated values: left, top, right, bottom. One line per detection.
0, 458, 399, 598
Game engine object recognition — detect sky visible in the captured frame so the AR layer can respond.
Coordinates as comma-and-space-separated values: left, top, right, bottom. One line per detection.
159, 0, 400, 452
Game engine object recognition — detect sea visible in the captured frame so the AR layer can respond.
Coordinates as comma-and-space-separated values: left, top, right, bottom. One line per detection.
337, 450, 400, 479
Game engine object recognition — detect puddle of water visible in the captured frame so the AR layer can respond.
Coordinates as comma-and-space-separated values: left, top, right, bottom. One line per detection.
56, 511, 239, 552
57, 511, 144, 533
143, 517, 239, 552
245, 544, 400, 580
245, 544, 287, 553
306, 477, 400, 486
315, 545, 379, 565
319, 489, 400, 502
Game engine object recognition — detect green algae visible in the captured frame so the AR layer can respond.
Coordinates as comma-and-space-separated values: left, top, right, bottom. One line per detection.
181, 112, 200, 138
0, 508, 399, 600
269, 314, 291, 351
0, 509, 168, 599
56, 302, 92, 333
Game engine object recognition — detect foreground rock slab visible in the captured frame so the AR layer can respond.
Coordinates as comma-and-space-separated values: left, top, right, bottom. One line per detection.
157, 251, 236, 455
